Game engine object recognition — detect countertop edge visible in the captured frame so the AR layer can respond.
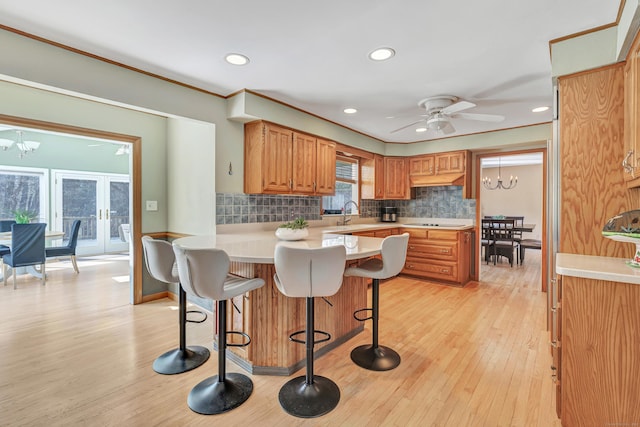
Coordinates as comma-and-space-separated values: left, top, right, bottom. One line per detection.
556, 253, 640, 285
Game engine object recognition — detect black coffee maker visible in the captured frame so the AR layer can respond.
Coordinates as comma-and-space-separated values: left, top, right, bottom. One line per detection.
380, 206, 397, 222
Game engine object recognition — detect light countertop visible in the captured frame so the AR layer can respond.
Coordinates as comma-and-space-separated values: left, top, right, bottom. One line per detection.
172, 228, 383, 264
556, 253, 640, 285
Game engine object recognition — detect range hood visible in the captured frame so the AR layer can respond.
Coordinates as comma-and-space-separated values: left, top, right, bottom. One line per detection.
409, 172, 466, 188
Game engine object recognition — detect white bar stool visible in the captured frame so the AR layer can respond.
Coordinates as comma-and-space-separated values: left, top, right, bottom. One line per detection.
173, 245, 265, 415
273, 244, 347, 418
344, 233, 409, 371
141, 236, 210, 374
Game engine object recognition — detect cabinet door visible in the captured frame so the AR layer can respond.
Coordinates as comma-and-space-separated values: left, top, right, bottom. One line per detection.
292, 132, 317, 194
263, 124, 293, 193
435, 151, 465, 174
315, 138, 336, 195
409, 156, 434, 176
384, 157, 409, 199
374, 154, 385, 199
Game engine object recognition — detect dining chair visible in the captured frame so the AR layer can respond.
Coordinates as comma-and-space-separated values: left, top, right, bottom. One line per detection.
489, 219, 519, 267
0, 220, 16, 255
506, 216, 524, 259
480, 219, 495, 264
2, 223, 47, 289
45, 219, 81, 273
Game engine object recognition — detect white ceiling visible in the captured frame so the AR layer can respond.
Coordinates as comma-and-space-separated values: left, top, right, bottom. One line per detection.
0, 1, 621, 144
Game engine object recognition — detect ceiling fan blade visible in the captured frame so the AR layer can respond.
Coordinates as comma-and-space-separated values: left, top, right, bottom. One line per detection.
454, 112, 505, 122
390, 119, 426, 133
441, 100, 475, 115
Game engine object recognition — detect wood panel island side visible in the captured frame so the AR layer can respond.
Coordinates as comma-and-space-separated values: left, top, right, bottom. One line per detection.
172, 230, 383, 376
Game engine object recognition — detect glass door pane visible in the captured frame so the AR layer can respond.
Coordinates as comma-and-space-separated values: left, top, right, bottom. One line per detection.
106, 177, 129, 253
54, 172, 102, 256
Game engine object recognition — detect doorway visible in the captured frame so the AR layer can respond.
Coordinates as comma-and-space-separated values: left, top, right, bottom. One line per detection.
475, 148, 548, 291
52, 170, 130, 256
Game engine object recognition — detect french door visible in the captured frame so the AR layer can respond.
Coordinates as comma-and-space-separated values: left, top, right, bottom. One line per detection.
52, 171, 130, 256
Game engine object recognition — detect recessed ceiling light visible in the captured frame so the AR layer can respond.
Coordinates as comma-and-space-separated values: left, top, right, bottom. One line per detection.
415, 127, 427, 133
368, 47, 395, 61
343, 108, 357, 114
225, 53, 250, 66
532, 106, 549, 113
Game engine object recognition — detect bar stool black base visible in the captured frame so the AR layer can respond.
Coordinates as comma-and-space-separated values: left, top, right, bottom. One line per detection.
187, 372, 253, 415
152, 346, 210, 375
351, 344, 401, 371
278, 375, 340, 418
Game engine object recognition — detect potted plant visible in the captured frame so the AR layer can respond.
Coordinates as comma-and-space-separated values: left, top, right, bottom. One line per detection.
13, 209, 38, 224
275, 216, 309, 240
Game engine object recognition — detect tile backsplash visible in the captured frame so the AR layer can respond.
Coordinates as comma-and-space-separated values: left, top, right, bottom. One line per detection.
215, 193, 322, 225
362, 186, 476, 219
216, 186, 474, 225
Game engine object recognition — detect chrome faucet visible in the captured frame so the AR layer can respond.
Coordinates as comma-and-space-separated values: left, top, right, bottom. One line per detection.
339, 200, 359, 226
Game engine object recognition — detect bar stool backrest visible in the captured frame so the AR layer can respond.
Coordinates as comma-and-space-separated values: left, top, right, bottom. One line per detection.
273, 244, 346, 298
379, 233, 410, 278
141, 236, 179, 284
173, 246, 231, 300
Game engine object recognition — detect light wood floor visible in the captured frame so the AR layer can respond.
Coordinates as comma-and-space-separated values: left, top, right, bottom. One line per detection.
0, 251, 560, 426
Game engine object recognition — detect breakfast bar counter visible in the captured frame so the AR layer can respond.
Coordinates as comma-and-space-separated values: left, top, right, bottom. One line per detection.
173, 229, 383, 375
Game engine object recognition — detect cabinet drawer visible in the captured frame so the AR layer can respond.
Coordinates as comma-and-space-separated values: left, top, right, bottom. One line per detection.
405, 228, 427, 238
407, 241, 457, 261
427, 230, 457, 240
403, 258, 457, 281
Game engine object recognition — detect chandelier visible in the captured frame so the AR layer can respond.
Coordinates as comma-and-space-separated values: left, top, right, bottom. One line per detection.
0, 130, 40, 159
482, 157, 518, 190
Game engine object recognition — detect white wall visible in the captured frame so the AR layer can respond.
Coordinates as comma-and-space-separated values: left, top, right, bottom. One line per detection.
480, 163, 543, 240
167, 118, 216, 235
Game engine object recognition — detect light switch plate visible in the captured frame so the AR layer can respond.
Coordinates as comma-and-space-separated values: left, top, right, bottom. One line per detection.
146, 200, 158, 211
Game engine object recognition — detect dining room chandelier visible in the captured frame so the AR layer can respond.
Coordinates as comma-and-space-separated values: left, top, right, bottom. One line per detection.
0, 130, 40, 159
482, 157, 518, 190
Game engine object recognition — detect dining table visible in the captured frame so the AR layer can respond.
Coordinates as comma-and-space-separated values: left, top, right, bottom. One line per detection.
172, 228, 384, 376
481, 222, 536, 233
0, 230, 65, 280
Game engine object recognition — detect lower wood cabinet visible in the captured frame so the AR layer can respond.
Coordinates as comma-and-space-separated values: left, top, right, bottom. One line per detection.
401, 228, 473, 286
555, 274, 640, 426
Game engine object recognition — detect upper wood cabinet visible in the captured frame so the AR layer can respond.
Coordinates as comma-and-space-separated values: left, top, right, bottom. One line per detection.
435, 151, 466, 174
361, 154, 385, 199
384, 157, 411, 199
409, 156, 435, 176
409, 150, 471, 197
244, 121, 336, 195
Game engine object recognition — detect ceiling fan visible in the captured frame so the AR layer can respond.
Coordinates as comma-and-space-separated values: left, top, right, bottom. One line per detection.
390, 95, 505, 135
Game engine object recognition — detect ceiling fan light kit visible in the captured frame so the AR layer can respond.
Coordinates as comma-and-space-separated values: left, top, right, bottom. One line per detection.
391, 95, 506, 135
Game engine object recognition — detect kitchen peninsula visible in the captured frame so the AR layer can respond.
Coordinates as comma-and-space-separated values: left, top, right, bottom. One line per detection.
173, 228, 383, 375
173, 221, 475, 375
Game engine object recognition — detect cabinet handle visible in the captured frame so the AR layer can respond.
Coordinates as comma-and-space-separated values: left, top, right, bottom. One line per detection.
623, 149, 635, 176
99, 209, 102, 220
106, 209, 109, 220
313, 181, 317, 191
550, 340, 558, 348
551, 305, 557, 313
289, 179, 293, 189
440, 249, 449, 253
